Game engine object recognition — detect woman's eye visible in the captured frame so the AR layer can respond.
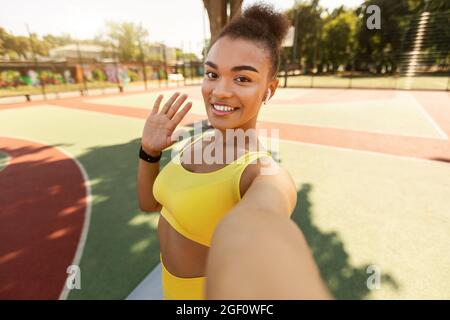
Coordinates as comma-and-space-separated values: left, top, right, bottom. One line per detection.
205, 72, 217, 79
204, 72, 249, 82
235, 76, 250, 83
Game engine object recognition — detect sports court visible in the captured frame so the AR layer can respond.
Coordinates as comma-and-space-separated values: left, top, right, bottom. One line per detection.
1, 86, 449, 299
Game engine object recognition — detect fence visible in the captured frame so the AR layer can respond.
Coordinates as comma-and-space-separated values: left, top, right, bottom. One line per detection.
279, 11, 449, 91
1, 11, 449, 103
0, 41, 205, 102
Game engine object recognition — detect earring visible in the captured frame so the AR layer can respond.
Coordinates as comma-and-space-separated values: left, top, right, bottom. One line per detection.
264, 89, 271, 105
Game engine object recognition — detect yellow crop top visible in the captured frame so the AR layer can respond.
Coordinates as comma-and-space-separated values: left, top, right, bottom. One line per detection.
153, 130, 272, 247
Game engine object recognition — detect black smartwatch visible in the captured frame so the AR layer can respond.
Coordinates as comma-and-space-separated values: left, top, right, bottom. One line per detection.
139, 145, 162, 163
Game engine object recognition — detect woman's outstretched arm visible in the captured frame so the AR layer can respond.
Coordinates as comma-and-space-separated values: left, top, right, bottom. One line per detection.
205, 166, 333, 299
137, 92, 192, 212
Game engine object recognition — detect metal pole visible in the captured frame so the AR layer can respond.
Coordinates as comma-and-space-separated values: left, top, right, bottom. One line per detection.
311, 24, 320, 89
182, 41, 186, 86
51, 61, 59, 99
189, 41, 194, 83
292, 10, 299, 63
349, 54, 354, 89
138, 37, 148, 90
26, 24, 46, 100
158, 45, 162, 88
162, 43, 168, 88
76, 41, 88, 95
112, 43, 122, 92
283, 50, 288, 88
202, 7, 208, 61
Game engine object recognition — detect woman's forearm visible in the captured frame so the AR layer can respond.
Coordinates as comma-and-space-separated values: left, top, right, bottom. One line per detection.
137, 157, 161, 212
205, 208, 333, 300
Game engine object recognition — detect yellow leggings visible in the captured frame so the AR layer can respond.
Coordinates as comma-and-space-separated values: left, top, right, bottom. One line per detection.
160, 254, 206, 300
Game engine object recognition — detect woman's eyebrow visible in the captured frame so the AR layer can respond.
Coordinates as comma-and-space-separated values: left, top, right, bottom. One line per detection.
205, 61, 259, 73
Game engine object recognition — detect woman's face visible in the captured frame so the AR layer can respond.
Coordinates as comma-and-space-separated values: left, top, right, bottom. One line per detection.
201, 36, 278, 131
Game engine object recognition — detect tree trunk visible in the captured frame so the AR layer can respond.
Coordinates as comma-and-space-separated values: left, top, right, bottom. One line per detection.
203, 0, 243, 41
229, 0, 243, 23
203, 0, 226, 42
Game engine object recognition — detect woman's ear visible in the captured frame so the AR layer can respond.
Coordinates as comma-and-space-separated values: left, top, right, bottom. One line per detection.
264, 89, 272, 105
264, 78, 279, 104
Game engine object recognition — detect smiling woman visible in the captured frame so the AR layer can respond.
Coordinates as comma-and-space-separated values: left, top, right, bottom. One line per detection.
201, 3, 289, 133
137, 2, 331, 300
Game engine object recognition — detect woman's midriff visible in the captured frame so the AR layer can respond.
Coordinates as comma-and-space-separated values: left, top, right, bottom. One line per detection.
157, 214, 209, 278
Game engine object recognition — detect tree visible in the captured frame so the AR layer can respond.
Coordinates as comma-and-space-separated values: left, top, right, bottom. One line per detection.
0, 28, 75, 60
102, 21, 149, 61
285, 0, 323, 72
42, 34, 74, 47
4, 35, 30, 59
203, 0, 243, 41
321, 9, 357, 73
355, 0, 411, 74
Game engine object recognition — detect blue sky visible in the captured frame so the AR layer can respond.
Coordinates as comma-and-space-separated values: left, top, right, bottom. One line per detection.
0, 0, 363, 54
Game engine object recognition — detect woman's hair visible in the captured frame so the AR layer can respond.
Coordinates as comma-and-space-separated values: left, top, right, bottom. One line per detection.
211, 2, 290, 79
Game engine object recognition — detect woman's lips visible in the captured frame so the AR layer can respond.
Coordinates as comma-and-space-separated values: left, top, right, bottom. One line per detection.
210, 104, 239, 116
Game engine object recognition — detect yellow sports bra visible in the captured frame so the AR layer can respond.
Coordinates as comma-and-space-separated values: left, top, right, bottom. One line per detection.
153, 130, 272, 247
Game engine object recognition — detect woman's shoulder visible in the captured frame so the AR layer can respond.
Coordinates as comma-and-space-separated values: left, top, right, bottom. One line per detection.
240, 160, 297, 217
239, 153, 286, 198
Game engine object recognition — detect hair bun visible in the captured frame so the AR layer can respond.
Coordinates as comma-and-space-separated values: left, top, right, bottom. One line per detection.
241, 2, 290, 45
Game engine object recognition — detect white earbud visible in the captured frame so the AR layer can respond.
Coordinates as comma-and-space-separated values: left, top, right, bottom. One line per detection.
264, 89, 271, 105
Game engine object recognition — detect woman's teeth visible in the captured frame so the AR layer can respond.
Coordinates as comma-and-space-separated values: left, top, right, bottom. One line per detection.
211, 104, 236, 112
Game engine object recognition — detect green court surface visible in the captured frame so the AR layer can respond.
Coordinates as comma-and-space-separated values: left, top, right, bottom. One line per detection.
258, 93, 445, 139
1, 86, 449, 299
0, 151, 9, 172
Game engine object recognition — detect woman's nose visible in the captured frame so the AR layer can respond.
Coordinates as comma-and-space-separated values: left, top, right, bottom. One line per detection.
212, 79, 233, 99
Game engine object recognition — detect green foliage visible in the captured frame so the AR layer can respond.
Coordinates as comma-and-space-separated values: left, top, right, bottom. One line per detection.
127, 69, 139, 82
92, 69, 107, 82
321, 10, 358, 72
286, 1, 324, 70
0, 28, 31, 59
104, 21, 149, 61
282, 0, 449, 75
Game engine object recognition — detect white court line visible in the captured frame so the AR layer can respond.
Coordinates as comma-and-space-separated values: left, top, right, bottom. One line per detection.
0, 135, 92, 300
262, 136, 449, 165
404, 92, 448, 140
61, 101, 445, 141
40, 97, 446, 141
57, 147, 91, 300
259, 93, 447, 141
6, 106, 444, 166
260, 117, 446, 140
171, 129, 443, 165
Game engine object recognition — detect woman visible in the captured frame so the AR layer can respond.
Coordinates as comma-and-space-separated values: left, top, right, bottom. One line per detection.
137, 3, 331, 300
